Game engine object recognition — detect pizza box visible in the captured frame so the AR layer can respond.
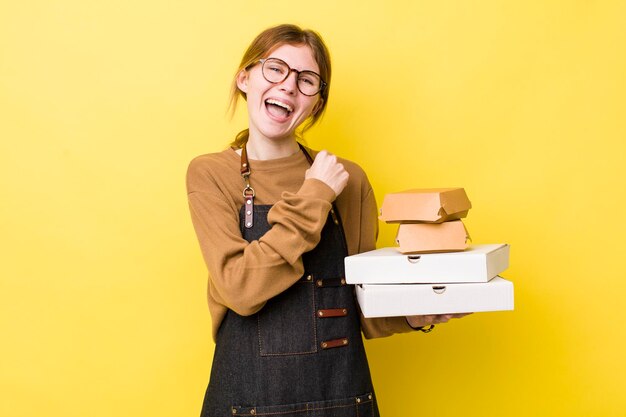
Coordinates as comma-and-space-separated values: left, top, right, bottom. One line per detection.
356, 276, 514, 317
345, 244, 509, 284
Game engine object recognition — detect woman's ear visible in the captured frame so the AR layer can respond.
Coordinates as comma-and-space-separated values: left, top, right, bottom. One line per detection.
236, 69, 249, 94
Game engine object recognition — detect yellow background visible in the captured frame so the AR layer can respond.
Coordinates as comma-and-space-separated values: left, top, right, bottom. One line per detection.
2, 1, 625, 416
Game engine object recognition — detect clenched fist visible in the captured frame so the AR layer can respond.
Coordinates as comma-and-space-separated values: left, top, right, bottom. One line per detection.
305, 150, 350, 198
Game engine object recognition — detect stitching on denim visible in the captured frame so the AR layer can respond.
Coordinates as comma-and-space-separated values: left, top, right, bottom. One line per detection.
241, 401, 372, 416
236, 396, 373, 416
311, 277, 317, 351
257, 280, 318, 357
257, 313, 262, 355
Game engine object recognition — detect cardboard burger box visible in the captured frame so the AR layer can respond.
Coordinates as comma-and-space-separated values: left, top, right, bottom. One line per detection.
395, 220, 469, 254
355, 276, 514, 317
379, 188, 472, 223
345, 244, 509, 284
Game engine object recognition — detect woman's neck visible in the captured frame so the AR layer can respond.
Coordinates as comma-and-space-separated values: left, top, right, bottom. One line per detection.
245, 135, 300, 160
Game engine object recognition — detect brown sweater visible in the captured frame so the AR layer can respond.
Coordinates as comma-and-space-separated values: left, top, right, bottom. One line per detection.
186, 146, 413, 341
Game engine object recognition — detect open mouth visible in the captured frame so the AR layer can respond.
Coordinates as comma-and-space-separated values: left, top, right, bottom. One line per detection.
265, 98, 293, 119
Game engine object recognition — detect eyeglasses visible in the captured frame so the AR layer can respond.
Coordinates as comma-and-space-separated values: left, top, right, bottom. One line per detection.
258, 58, 326, 96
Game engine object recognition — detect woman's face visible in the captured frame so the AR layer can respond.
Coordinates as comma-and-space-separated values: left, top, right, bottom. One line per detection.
237, 43, 323, 143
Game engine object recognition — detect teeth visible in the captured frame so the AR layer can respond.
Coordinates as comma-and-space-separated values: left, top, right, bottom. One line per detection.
266, 99, 293, 113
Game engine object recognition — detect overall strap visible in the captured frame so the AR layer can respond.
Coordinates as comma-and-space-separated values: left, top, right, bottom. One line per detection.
240, 144, 255, 229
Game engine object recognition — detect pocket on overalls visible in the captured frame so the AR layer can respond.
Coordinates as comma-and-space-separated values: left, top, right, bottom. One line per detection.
232, 393, 374, 417
257, 278, 317, 356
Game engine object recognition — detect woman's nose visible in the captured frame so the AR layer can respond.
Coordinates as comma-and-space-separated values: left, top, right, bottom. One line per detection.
279, 70, 299, 94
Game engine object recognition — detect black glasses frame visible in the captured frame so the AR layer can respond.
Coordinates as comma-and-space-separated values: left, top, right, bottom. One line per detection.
258, 58, 326, 96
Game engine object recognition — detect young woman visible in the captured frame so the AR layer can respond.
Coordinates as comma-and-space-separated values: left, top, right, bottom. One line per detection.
187, 24, 466, 417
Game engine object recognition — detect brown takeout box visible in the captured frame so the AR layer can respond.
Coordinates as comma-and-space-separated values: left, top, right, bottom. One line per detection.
395, 220, 469, 254
379, 188, 472, 223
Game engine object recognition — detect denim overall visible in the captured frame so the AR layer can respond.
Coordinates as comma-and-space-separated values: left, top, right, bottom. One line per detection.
200, 149, 380, 417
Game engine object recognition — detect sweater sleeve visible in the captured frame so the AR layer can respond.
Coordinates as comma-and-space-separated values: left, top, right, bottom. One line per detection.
357, 184, 415, 339
187, 158, 336, 317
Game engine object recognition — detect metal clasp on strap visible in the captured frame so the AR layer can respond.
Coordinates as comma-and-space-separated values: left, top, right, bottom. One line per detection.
242, 183, 255, 199
242, 175, 255, 229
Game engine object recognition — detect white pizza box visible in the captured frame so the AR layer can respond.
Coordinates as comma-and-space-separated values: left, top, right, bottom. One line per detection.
356, 276, 514, 317
344, 244, 509, 284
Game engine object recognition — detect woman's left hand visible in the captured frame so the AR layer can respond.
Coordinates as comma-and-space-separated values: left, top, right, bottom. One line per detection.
406, 313, 472, 328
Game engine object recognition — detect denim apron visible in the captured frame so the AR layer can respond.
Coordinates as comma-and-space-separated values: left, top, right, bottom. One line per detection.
200, 146, 380, 417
